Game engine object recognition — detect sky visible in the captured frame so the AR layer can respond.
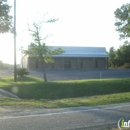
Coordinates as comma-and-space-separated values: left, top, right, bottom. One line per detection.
0, 0, 130, 64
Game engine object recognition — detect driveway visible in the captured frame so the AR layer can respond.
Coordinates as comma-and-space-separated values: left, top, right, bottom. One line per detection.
29, 69, 130, 81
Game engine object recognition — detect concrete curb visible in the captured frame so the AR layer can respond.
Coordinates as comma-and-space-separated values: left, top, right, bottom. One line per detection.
0, 89, 20, 99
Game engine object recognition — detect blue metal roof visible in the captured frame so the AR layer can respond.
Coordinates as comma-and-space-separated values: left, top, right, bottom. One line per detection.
50, 46, 108, 58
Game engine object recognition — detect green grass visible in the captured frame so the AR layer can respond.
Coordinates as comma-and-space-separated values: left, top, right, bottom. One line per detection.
0, 76, 130, 108
0, 92, 130, 108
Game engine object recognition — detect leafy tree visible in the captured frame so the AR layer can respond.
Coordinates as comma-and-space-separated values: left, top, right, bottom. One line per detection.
114, 4, 130, 39
108, 41, 130, 68
0, 0, 12, 33
114, 4, 130, 67
108, 47, 116, 67
115, 49, 123, 66
23, 21, 64, 82
119, 41, 130, 63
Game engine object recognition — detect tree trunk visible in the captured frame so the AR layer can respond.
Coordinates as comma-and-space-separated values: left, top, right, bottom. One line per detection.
41, 61, 47, 82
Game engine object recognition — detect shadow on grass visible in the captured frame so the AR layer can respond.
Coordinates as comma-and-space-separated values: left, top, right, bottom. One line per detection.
0, 76, 44, 82
16, 76, 43, 82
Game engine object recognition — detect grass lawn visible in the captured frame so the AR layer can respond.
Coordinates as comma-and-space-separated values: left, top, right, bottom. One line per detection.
0, 76, 130, 108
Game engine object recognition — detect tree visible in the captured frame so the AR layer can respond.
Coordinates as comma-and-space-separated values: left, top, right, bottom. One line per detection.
23, 21, 64, 82
0, 0, 12, 33
114, 4, 130, 67
108, 47, 116, 67
108, 41, 130, 68
119, 41, 130, 63
114, 4, 130, 39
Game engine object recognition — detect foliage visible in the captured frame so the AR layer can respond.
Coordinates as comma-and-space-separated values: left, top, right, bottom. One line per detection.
16, 68, 29, 76
23, 20, 64, 82
0, 0, 12, 33
0, 60, 13, 69
108, 41, 130, 68
113, 4, 130, 68
114, 4, 130, 39
120, 63, 130, 68
108, 47, 116, 67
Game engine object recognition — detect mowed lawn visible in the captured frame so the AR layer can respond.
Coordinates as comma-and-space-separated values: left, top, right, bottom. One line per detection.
0, 76, 130, 108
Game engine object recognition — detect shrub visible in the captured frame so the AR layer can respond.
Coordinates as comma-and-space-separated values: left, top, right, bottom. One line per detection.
16, 68, 29, 76
120, 63, 130, 69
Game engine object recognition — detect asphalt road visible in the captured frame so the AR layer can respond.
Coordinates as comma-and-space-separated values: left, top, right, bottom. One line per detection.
29, 69, 130, 81
0, 70, 13, 78
0, 69, 130, 81
0, 103, 130, 130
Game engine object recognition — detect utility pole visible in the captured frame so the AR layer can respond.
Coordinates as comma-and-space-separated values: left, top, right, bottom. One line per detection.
14, 0, 17, 82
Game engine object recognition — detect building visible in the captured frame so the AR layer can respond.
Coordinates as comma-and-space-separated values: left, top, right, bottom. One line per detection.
23, 46, 108, 69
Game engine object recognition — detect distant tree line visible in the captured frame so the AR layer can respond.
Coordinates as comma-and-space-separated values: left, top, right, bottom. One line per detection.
0, 60, 13, 69
108, 41, 130, 68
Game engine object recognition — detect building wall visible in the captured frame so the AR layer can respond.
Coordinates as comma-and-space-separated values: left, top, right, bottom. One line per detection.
63, 58, 78, 69
28, 57, 37, 69
93, 58, 108, 68
54, 58, 63, 68
22, 56, 28, 68
27, 57, 108, 69
80, 58, 93, 68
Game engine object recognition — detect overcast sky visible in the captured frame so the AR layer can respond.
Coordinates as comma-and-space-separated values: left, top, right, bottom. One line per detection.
0, 0, 130, 64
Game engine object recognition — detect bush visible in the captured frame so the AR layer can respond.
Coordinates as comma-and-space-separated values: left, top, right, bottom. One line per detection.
16, 68, 29, 76
120, 63, 130, 69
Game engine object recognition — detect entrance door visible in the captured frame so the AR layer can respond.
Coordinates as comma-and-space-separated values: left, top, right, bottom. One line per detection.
64, 61, 71, 69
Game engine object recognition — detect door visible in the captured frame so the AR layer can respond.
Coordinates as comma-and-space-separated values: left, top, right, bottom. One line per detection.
64, 61, 71, 69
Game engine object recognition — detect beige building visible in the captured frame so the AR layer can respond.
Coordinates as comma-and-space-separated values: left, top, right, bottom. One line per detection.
23, 46, 108, 69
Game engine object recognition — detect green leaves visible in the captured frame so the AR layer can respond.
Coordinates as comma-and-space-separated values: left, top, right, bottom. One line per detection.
23, 20, 64, 82
109, 41, 130, 67
0, 0, 12, 33
24, 20, 64, 63
114, 4, 130, 39
49, 48, 65, 55
46, 18, 59, 23
16, 68, 29, 77
24, 45, 65, 63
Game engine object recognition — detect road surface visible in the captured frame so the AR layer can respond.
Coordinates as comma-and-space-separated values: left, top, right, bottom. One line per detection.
29, 69, 130, 81
0, 103, 130, 130
0, 69, 130, 81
